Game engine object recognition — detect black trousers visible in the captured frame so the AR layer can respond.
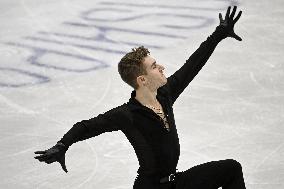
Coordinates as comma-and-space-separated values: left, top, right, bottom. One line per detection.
133, 159, 246, 189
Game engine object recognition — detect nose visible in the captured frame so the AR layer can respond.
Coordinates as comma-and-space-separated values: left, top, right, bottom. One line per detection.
158, 64, 165, 71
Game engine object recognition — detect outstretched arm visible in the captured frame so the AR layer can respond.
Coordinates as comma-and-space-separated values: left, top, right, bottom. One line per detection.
34, 106, 130, 172
164, 6, 242, 104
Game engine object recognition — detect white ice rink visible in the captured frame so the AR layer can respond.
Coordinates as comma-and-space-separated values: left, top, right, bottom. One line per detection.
0, 0, 283, 188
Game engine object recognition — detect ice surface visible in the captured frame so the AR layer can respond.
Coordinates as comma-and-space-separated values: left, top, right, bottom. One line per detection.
0, 0, 283, 188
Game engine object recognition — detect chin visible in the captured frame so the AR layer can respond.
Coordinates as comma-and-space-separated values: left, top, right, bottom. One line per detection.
161, 79, 167, 87
163, 77, 167, 83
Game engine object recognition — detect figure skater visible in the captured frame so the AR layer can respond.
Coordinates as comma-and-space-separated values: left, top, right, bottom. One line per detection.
35, 6, 246, 189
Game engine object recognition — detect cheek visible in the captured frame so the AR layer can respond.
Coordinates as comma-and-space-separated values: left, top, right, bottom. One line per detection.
147, 72, 161, 83
147, 76, 158, 85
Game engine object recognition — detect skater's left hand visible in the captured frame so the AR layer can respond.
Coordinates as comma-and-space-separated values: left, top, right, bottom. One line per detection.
218, 6, 243, 41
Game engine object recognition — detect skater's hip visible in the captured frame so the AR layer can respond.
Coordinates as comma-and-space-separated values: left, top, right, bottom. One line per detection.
133, 172, 179, 189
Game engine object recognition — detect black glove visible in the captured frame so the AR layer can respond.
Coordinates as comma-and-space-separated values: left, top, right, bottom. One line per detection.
34, 142, 68, 173
217, 6, 243, 41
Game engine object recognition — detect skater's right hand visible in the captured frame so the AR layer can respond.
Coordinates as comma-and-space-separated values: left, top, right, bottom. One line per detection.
34, 142, 68, 173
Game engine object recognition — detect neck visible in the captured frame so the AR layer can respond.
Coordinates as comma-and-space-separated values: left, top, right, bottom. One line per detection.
135, 87, 158, 106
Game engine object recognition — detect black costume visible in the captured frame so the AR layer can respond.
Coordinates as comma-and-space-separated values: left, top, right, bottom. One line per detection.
58, 26, 246, 189
35, 6, 246, 189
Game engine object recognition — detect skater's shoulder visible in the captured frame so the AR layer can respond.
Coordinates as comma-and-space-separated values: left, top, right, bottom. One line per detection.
103, 103, 131, 115
104, 103, 134, 124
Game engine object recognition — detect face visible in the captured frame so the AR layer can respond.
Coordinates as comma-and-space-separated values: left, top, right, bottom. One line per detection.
137, 55, 167, 90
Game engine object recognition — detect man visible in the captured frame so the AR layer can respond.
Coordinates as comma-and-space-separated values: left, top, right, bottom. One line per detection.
35, 6, 246, 189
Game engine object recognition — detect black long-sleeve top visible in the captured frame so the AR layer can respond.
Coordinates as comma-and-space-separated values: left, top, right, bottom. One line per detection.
59, 26, 226, 180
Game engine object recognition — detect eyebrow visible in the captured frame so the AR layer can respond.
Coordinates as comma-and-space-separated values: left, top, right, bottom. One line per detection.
150, 61, 156, 68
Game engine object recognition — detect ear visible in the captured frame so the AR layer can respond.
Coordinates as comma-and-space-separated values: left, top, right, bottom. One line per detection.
137, 76, 146, 86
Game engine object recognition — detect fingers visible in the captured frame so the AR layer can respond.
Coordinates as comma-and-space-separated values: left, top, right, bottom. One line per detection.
60, 163, 68, 173
34, 151, 52, 162
34, 152, 47, 159
230, 31, 242, 41
35, 154, 56, 164
226, 6, 242, 23
34, 154, 49, 161
34, 152, 60, 164
34, 151, 46, 154
233, 11, 242, 24
230, 6, 237, 20
225, 6, 231, 20
58, 155, 68, 173
34, 147, 68, 172
234, 34, 242, 41
219, 13, 223, 22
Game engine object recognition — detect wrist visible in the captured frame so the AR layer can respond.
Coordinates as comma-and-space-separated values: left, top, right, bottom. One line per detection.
56, 141, 68, 151
212, 25, 228, 42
